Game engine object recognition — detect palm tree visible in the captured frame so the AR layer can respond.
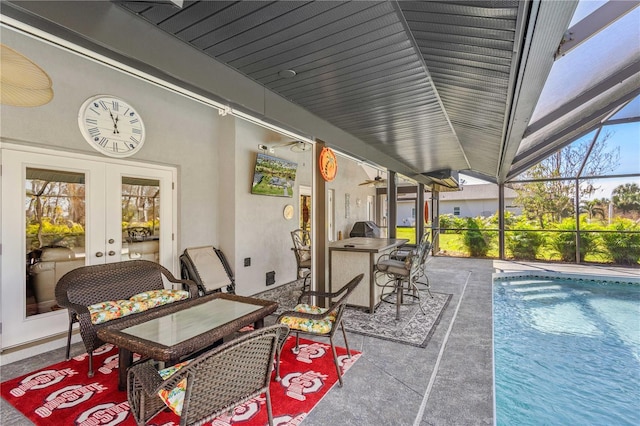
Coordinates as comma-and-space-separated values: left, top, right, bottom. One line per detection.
580, 198, 606, 221
612, 183, 640, 214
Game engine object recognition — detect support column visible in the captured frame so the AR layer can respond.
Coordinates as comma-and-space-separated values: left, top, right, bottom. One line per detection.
499, 183, 505, 260
431, 190, 440, 253
313, 141, 327, 302
575, 177, 581, 263
388, 170, 397, 239
417, 183, 425, 244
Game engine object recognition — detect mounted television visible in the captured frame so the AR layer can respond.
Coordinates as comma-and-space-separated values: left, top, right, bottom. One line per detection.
251, 152, 297, 198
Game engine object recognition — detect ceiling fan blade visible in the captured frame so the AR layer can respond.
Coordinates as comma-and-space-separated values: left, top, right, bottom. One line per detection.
290, 141, 311, 152
269, 140, 310, 153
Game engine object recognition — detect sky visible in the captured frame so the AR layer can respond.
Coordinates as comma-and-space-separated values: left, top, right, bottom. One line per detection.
588, 121, 640, 200
461, 118, 639, 200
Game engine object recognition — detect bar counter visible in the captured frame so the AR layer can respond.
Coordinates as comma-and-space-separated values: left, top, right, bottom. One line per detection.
329, 237, 408, 313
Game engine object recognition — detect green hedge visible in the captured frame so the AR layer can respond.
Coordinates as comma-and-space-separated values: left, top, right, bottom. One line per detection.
435, 214, 640, 265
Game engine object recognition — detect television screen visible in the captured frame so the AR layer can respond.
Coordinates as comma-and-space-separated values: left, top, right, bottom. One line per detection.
251, 152, 297, 198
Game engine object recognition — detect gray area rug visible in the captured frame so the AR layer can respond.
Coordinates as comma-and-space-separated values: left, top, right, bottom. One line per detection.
255, 279, 452, 348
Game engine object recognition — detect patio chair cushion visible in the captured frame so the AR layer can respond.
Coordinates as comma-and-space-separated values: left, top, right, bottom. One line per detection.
279, 303, 335, 334
299, 246, 311, 262
377, 258, 411, 277
88, 289, 189, 325
157, 360, 192, 415
88, 300, 146, 324
129, 289, 190, 308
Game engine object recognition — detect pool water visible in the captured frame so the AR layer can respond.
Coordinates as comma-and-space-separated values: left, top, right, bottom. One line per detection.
493, 276, 640, 426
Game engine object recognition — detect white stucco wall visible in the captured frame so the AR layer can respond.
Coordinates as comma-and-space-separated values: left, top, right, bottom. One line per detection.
0, 27, 221, 253
0, 27, 381, 354
327, 158, 378, 239
230, 120, 314, 295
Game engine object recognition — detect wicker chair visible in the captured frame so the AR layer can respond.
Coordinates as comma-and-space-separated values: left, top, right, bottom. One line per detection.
276, 273, 364, 386
55, 260, 199, 377
127, 324, 289, 426
290, 229, 311, 291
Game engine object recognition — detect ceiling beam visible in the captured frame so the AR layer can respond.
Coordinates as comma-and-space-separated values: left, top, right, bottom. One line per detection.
496, 0, 578, 184
507, 87, 640, 179
554, 1, 639, 59
525, 60, 640, 136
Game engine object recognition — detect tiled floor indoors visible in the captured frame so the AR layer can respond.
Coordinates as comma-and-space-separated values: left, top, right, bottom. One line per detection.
1, 257, 637, 425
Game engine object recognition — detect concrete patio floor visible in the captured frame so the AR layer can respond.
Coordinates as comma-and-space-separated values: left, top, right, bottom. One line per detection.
1, 257, 637, 425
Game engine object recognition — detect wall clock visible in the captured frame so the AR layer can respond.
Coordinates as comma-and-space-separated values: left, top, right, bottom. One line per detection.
283, 204, 294, 220
319, 147, 337, 182
78, 95, 146, 158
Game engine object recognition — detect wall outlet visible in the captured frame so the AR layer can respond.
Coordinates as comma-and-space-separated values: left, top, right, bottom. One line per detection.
244, 257, 251, 267
266, 271, 275, 286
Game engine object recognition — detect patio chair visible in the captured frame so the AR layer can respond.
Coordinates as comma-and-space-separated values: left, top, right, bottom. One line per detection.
127, 324, 289, 426
276, 273, 364, 386
290, 229, 312, 291
376, 233, 433, 320
389, 231, 435, 296
180, 246, 235, 295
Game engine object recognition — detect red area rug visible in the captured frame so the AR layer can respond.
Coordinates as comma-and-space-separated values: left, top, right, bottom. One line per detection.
1, 337, 360, 425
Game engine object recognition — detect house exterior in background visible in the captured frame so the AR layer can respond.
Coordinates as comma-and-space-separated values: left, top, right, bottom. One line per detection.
439, 184, 520, 218
396, 184, 521, 225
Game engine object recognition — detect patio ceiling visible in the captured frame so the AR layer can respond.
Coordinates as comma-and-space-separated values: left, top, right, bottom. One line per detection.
2, 1, 637, 186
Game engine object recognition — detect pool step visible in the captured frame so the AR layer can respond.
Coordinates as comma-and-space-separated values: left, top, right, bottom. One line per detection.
501, 280, 571, 302
512, 285, 563, 293
501, 279, 556, 286
522, 292, 570, 301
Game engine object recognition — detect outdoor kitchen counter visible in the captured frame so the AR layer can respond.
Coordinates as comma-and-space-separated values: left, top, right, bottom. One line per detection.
329, 237, 408, 313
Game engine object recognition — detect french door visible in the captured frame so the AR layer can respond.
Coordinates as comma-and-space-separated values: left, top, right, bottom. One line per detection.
1, 146, 176, 348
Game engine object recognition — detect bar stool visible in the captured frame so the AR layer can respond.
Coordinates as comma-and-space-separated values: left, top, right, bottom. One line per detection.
376, 235, 431, 320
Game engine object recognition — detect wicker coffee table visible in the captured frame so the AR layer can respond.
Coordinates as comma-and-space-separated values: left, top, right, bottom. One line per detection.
97, 292, 278, 390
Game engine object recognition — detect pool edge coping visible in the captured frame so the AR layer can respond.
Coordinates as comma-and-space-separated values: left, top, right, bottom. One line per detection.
492, 270, 640, 285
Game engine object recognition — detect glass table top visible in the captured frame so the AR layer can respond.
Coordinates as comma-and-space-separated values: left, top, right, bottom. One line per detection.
120, 298, 261, 346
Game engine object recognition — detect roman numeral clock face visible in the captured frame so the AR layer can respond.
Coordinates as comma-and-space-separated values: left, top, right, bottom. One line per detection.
78, 95, 146, 157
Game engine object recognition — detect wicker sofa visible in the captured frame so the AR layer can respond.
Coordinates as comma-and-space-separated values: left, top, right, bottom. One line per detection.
55, 260, 199, 377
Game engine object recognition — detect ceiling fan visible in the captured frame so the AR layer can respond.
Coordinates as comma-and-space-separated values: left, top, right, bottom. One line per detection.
359, 173, 387, 187
264, 140, 311, 153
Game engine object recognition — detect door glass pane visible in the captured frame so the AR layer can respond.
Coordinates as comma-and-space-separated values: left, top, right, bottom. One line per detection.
299, 194, 311, 233
121, 177, 160, 263
25, 168, 86, 317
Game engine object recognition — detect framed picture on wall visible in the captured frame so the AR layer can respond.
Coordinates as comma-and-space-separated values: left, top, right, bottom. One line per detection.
250, 153, 297, 198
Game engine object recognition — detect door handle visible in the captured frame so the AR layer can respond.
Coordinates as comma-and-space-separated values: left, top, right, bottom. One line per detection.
108, 250, 116, 256
95, 252, 104, 257
108, 238, 115, 244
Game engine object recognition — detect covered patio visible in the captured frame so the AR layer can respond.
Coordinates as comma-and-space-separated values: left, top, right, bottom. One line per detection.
3, 257, 638, 424
1, 1, 639, 424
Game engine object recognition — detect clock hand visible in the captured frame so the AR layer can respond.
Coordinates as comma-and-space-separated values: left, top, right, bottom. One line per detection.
109, 110, 120, 135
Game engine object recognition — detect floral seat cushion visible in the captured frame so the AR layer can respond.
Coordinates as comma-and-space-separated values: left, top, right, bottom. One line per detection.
278, 303, 336, 334
88, 289, 189, 325
88, 300, 146, 324
129, 289, 189, 308
157, 360, 192, 416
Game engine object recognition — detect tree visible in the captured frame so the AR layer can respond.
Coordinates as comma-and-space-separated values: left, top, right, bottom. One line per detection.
462, 218, 490, 256
612, 183, 640, 214
513, 132, 620, 228
580, 198, 607, 221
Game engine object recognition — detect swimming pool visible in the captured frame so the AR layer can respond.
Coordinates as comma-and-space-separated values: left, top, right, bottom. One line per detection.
493, 273, 640, 426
